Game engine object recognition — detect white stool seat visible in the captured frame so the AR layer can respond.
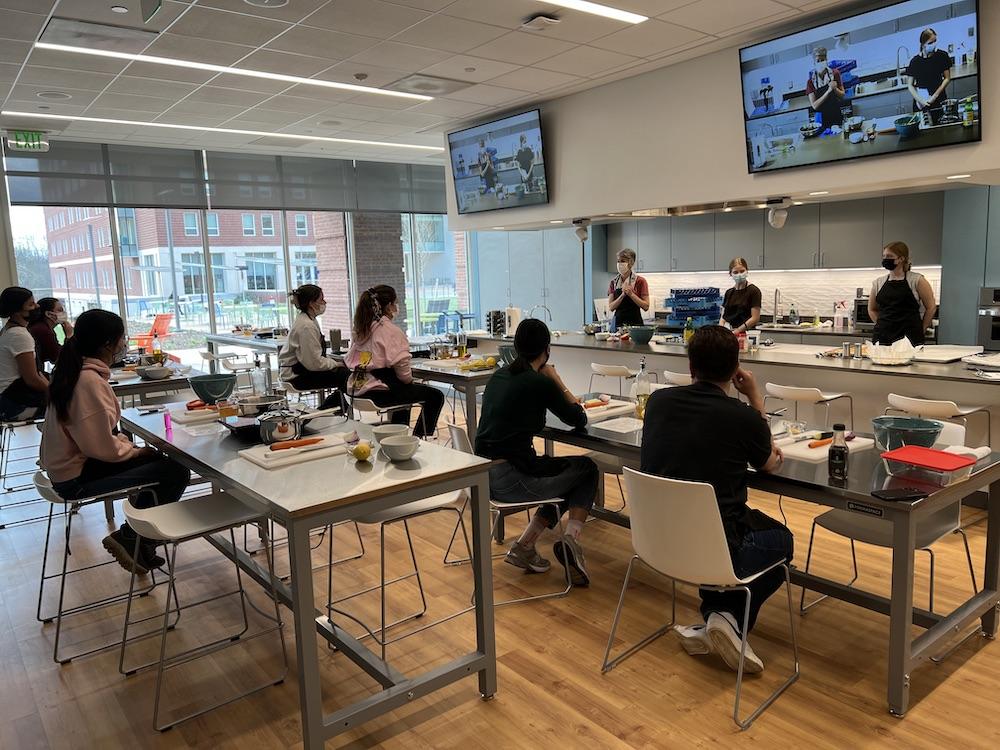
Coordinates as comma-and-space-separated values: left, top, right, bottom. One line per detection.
584, 450, 624, 476
888, 393, 984, 419
662, 371, 692, 387
356, 490, 466, 525
124, 494, 261, 542
765, 384, 845, 403
591, 363, 636, 378
815, 506, 960, 550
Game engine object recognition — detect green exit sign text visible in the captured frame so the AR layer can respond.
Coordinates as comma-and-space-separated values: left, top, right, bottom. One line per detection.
6, 130, 49, 152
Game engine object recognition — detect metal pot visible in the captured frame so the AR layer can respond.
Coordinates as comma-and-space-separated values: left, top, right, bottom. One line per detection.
257, 406, 343, 445
236, 393, 286, 417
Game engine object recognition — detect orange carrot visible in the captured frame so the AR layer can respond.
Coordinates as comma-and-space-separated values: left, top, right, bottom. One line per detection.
269, 437, 323, 452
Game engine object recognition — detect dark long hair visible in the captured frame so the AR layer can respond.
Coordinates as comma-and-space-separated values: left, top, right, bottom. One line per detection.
289, 284, 322, 315
0, 286, 33, 319
510, 318, 551, 375
49, 309, 124, 422
28, 297, 58, 325
352, 285, 396, 341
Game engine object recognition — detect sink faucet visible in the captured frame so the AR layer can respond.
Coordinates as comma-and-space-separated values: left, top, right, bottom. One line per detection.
773, 288, 782, 324
528, 304, 552, 322
896, 45, 910, 79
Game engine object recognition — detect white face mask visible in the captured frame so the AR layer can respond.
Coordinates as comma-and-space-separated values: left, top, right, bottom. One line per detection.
815, 61, 828, 74
55, 311, 68, 324
115, 341, 128, 362
315, 302, 327, 317
731, 272, 748, 284
616, 262, 630, 275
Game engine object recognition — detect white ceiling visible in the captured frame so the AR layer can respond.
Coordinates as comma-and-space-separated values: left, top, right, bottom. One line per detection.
0, 0, 858, 164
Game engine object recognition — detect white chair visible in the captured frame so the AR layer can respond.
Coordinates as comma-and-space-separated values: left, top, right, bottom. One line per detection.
800, 422, 977, 615
444, 423, 572, 606
662, 370, 693, 387
589, 363, 659, 395
350, 396, 428, 438
118, 494, 288, 732
602, 468, 799, 730
282, 378, 328, 408
219, 354, 255, 391
886, 393, 991, 447
1, 417, 44, 494
763, 383, 854, 430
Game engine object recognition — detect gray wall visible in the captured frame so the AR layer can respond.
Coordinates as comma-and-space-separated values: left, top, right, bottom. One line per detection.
940, 186, 990, 345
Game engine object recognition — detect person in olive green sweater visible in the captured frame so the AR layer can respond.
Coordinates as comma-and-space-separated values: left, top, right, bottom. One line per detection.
475, 319, 598, 586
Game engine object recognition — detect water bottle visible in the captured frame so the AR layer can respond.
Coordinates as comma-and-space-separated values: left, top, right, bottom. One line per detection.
828, 423, 849, 480
635, 356, 651, 419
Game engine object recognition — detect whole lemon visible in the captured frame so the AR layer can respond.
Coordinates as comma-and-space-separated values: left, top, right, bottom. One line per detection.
485, 356, 496, 367
350, 441, 372, 462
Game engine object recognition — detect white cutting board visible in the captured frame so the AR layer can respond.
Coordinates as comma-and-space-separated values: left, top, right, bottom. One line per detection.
780, 437, 875, 463
584, 400, 636, 423
914, 345, 984, 363
169, 407, 220, 425
239, 434, 347, 469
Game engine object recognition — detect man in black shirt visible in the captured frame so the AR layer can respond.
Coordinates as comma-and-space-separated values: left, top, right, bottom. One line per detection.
640, 325, 789, 673
476, 319, 598, 586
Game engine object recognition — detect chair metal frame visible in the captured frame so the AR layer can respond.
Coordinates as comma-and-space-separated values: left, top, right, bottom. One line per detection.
588, 364, 658, 396
763, 383, 854, 431
350, 396, 428, 438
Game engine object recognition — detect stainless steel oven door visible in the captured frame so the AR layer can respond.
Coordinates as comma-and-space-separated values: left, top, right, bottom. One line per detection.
854, 297, 874, 330
977, 309, 1000, 351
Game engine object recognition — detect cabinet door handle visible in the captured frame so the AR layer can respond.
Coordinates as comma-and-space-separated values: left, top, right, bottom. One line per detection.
671, 258, 677, 270
812, 252, 818, 267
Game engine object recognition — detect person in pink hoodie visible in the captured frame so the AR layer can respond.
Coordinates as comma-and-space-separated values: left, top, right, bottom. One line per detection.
344, 285, 443, 438
40, 309, 190, 575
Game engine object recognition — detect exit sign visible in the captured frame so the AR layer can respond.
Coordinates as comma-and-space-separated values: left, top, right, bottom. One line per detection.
6, 130, 49, 152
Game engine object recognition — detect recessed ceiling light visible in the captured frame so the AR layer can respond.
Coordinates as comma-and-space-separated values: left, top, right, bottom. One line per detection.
1, 111, 445, 151
808, 191, 829, 196
110, 4, 128, 13
723, 206, 733, 212
464, 67, 476, 73
37, 91, 71, 100
33, 42, 433, 101
549, 220, 564, 224
244, 0, 289, 7
491, 226, 505, 230
756, 203, 767, 208
793, 201, 804, 205
37, 105, 50, 110
536, 1, 648, 24
946, 173, 972, 180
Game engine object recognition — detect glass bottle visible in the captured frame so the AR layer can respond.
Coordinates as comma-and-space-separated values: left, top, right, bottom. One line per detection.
251, 354, 266, 395
635, 356, 651, 419
683, 316, 695, 345
828, 422, 849, 480
789, 303, 800, 326
456, 322, 468, 357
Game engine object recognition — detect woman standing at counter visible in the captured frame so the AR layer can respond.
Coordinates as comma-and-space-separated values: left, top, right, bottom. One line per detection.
868, 241, 937, 345
806, 47, 845, 128
721, 257, 761, 333
607, 248, 649, 329
906, 28, 951, 112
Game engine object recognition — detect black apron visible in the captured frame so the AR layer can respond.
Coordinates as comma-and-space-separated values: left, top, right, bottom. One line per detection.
872, 278, 924, 346
611, 279, 644, 329
811, 71, 843, 127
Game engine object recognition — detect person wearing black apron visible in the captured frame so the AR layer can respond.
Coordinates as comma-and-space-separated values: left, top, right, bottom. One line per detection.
607, 248, 649, 330
906, 28, 952, 114
868, 241, 937, 346
721, 257, 762, 333
806, 47, 845, 129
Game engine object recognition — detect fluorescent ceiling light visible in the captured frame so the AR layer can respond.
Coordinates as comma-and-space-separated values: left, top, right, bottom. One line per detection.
946, 173, 972, 179
33, 42, 432, 101
808, 190, 829, 196
491, 226, 505, 230
549, 219, 564, 224
1, 111, 444, 151
538, 1, 647, 24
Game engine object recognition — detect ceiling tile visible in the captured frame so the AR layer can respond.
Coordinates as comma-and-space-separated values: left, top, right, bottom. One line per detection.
342, 91, 421, 110
198, 0, 330, 23
90, 92, 175, 113
17, 66, 116, 91
10, 83, 100, 105
447, 83, 528, 105
144, 33, 256, 65
378, 109, 448, 127
234, 49, 335, 77
224, 108, 309, 126
590, 18, 707, 57
387, 0, 455, 9
264, 94, 339, 114
348, 41, 453, 71
265, 27, 378, 61
486, 65, 583, 92
205, 72, 290, 95
53, 0, 186, 32
283, 116, 369, 133
419, 55, 520, 83
314, 62, 412, 88
534, 45, 639, 76
315, 101, 402, 121
352, 121, 416, 136
168, 6, 291, 47
184, 86, 272, 108
0, 40, 30, 65
152, 112, 236, 127
0, 0, 55, 13
105, 76, 200, 99
407, 98, 486, 117
615, 0, 701, 13
392, 15, 508, 54
659, 0, 790, 35
3, 101, 87, 117
0, 10, 47, 43
467, 31, 576, 66
280, 83, 357, 104
446, 0, 633, 44
120, 60, 217, 84
305, 0, 430, 39
166, 100, 250, 118
0, 62, 20, 83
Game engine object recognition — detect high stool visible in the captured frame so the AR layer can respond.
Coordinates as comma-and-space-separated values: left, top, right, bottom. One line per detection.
282, 379, 326, 408
589, 363, 658, 395
886, 393, 991, 447
220, 355, 255, 391
662, 371, 693, 387
1, 417, 44, 493
34, 471, 157, 663
350, 396, 428, 438
763, 383, 854, 430
118, 494, 288, 732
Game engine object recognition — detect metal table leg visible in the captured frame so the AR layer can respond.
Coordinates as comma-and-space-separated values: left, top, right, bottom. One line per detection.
887, 509, 917, 717
471, 476, 497, 699
983, 479, 1000, 637
207, 339, 218, 375
287, 518, 325, 750
464, 384, 479, 449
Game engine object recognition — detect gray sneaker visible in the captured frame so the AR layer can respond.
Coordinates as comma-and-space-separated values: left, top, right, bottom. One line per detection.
553, 535, 590, 587
504, 541, 551, 573
706, 611, 764, 674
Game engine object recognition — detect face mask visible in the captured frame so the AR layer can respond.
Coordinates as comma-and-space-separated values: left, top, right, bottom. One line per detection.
55, 312, 68, 324
732, 272, 748, 284
882, 258, 897, 271
616, 262, 630, 275
924, 42, 936, 53
115, 342, 128, 362
815, 62, 828, 73
315, 303, 327, 317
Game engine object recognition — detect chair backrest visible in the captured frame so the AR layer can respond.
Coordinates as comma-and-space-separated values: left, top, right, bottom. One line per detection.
662, 371, 692, 387
765, 382, 823, 403
151, 313, 173, 336
498, 345, 516, 366
351, 397, 379, 414
33, 470, 68, 505
887, 393, 960, 420
447, 422, 473, 455
936, 421, 967, 447
591, 363, 632, 378
622, 467, 739, 586
628, 381, 669, 398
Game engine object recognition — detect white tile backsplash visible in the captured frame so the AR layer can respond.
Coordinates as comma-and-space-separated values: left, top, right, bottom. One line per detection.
645, 266, 941, 319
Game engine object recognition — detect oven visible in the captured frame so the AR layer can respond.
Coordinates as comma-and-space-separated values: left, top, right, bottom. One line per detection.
977, 287, 1000, 351
853, 297, 874, 331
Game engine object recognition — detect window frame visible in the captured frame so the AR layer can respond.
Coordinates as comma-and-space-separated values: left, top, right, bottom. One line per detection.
261, 213, 275, 237
183, 211, 199, 237
242, 213, 256, 237
295, 213, 308, 237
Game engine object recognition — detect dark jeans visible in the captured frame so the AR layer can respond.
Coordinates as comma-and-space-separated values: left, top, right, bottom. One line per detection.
365, 383, 444, 439
289, 366, 349, 412
0, 377, 46, 421
488, 456, 599, 528
52, 452, 191, 548
700, 512, 794, 633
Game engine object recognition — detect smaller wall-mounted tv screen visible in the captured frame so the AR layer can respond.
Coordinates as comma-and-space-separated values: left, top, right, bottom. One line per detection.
740, 0, 980, 174
448, 109, 548, 214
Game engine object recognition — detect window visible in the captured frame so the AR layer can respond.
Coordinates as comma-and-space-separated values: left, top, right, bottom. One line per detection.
242, 213, 255, 236
58, 212, 65, 228
182, 252, 205, 295
211, 252, 226, 294
245, 252, 277, 290
295, 213, 308, 236
183, 211, 199, 236
293, 251, 318, 286
261, 213, 275, 237
206, 212, 219, 237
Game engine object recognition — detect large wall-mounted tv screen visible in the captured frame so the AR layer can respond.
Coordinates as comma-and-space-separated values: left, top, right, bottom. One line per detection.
448, 109, 548, 214
740, 0, 980, 174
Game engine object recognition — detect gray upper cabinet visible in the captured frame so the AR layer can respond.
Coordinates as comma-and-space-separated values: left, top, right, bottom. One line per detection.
606, 220, 637, 272
715, 210, 764, 271
819, 198, 884, 268
764, 203, 819, 269
670, 214, 715, 271
636, 218, 670, 272
882, 192, 943, 265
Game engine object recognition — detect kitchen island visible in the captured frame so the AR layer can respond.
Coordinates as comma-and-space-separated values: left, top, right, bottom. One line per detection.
469, 333, 999, 446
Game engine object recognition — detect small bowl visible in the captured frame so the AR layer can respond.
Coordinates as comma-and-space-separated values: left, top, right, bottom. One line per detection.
135, 365, 172, 381
595, 332, 611, 341
380, 434, 419, 462
372, 424, 409, 443
872, 416, 944, 451
628, 326, 655, 345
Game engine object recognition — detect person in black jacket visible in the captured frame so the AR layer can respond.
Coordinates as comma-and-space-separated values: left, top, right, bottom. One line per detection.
475, 319, 598, 586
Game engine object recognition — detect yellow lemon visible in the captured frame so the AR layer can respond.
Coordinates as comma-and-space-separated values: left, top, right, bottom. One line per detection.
350, 441, 372, 461
485, 356, 496, 367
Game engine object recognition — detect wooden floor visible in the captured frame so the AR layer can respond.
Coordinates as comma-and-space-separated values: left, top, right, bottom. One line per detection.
2, 413, 1000, 749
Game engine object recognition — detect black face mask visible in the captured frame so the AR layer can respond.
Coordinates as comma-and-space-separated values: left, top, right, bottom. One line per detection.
882, 258, 897, 271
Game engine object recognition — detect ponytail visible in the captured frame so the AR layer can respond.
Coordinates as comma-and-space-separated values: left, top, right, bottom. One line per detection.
49, 309, 124, 422
352, 285, 396, 341
49, 337, 85, 422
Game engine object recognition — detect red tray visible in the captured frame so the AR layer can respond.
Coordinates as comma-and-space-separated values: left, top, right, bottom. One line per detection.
880, 445, 976, 472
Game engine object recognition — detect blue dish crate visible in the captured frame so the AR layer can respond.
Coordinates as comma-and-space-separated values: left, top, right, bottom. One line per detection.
665, 287, 722, 329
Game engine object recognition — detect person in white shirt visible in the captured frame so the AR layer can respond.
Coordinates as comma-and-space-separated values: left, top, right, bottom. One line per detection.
278, 284, 348, 411
0, 287, 50, 421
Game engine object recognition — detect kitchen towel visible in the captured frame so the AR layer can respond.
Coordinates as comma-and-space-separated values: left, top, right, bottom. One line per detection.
594, 416, 644, 434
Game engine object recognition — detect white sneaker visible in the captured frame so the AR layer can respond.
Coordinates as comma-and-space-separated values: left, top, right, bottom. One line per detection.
674, 623, 712, 656
706, 612, 764, 674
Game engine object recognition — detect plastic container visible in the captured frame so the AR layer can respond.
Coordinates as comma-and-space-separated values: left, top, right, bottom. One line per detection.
881, 445, 976, 487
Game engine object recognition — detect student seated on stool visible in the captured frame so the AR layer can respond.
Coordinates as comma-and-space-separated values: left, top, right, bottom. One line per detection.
279, 284, 348, 412
640, 325, 790, 673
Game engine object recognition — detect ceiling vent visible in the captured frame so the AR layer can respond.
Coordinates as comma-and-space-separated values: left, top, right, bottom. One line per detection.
384, 74, 471, 97
40, 17, 158, 54
521, 13, 561, 32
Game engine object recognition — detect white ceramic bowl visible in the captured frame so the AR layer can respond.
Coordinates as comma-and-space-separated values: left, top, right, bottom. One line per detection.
380, 434, 419, 462
135, 365, 172, 380
372, 424, 409, 442
595, 332, 611, 341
